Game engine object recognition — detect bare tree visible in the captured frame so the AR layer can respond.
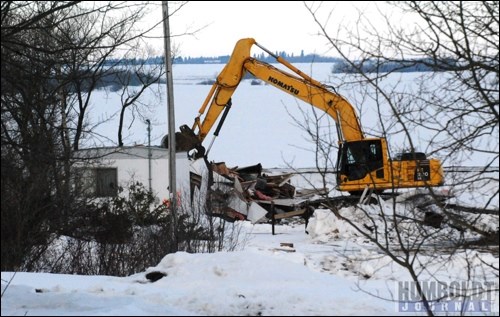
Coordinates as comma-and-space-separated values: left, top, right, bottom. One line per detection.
300, 1, 499, 315
115, 46, 165, 147
0, 1, 185, 271
305, 0, 498, 182
1, 1, 84, 271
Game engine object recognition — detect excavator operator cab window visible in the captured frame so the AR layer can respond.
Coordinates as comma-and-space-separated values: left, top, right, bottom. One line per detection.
337, 140, 384, 181
345, 148, 355, 165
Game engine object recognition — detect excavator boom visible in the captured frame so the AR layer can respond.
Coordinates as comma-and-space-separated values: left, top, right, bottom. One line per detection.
190, 38, 363, 143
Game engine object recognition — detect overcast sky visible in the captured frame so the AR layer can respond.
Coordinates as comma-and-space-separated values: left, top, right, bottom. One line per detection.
143, 1, 395, 58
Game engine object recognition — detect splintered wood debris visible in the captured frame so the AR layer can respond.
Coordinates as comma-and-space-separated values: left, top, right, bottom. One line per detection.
206, 162, 323, 223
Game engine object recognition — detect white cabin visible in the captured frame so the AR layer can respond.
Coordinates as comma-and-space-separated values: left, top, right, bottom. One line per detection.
73, 146, 191, 204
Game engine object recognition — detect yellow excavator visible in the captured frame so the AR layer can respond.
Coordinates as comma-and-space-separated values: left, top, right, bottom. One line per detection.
174, 38, 444, 194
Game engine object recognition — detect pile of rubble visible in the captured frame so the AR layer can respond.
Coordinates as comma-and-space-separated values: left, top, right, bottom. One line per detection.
207, 162, 318, 223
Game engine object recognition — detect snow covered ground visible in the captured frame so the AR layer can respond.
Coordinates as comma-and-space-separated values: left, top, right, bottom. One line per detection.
2, 169, 498, 315
0, 222, 396, 316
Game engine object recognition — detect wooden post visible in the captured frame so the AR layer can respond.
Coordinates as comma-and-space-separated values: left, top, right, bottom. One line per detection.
271, 202, 275, 235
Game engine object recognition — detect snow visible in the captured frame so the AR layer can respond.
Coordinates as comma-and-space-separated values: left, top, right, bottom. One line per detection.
0, 227, 392, 316
2, 64, 498, 316
2, 173, 499, 315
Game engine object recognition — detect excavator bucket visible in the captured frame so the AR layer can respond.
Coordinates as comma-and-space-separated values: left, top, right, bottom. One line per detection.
161, 125, 206, 157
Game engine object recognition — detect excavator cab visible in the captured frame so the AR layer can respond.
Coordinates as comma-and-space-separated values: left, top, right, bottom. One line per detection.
337, 139, 385, 181
336, 139, 386, 194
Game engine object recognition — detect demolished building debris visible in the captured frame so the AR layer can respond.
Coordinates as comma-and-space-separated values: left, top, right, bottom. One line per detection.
204, 161, 322, 224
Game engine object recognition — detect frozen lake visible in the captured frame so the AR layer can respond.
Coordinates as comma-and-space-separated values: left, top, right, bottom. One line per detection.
90, 63, 497, 169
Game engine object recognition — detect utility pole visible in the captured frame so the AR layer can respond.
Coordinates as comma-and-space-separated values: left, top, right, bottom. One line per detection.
146, 119, 152, 193
162, 1, 177, 251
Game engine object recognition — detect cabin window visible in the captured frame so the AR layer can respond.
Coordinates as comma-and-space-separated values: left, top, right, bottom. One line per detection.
79, 168, 118, 197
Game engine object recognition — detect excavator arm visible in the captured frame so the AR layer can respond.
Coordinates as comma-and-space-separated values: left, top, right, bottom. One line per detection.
190, 38, 255, 143
185, 38, 364, 152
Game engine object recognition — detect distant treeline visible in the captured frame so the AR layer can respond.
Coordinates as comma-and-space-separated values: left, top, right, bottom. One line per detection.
106, 51, 342, 66
175, 52, 343, 64
331, 58, 458, 73
103, 54, 458, 78
74, 69, 165, 92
